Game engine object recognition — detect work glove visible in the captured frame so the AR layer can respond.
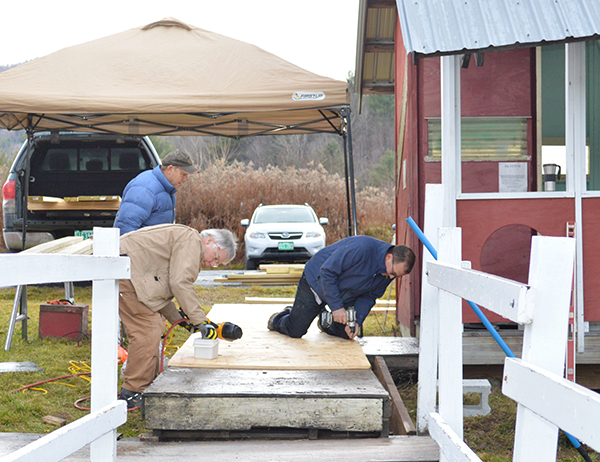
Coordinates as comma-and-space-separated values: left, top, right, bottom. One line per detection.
177, 313, 217, 340
180, 320, 217, 339
197, 322, 218, 340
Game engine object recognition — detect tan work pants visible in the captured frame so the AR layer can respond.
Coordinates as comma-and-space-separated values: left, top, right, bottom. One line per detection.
119, 279, 165, 393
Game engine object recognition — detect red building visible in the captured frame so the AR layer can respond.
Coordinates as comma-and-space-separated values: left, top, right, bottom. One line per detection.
355, 1, 600, 344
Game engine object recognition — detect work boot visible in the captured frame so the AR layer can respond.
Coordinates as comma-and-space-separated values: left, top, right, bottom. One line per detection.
267, 306, 292, 331
119, 387, 143, 410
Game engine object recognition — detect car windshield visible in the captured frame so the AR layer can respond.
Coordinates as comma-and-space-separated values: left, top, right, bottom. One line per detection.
253, 207, 315, 224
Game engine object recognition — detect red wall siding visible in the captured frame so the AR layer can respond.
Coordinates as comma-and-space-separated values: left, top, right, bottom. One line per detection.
419, 48, 535, 192
394, 16, 420, 334
582, 198, 600, 320
457, 198, 575, 323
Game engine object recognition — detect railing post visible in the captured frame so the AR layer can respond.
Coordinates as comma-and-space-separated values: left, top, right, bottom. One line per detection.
512, 236, 575, 462
90, 227, 122, 462
437, 227, 464, 444
417, 184, 444, 433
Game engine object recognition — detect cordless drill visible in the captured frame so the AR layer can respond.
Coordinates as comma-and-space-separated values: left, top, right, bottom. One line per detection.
319, 306, 357, 335
206, 320, 243, 341
178, 309, 243, 341
346, 306, 357, 335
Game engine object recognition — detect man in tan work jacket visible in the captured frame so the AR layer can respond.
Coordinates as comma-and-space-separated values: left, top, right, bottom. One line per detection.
117, 223, 238, 409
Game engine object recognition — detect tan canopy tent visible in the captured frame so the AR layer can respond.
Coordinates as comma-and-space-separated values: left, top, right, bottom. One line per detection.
0, 17, 350, 138
0, 18, 358, 243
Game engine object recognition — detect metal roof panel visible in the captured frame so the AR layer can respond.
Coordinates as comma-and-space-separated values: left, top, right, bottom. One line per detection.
396, 0, 600, 57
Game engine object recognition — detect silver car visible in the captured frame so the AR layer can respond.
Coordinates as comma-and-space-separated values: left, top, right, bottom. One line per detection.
241, 204, 328, 270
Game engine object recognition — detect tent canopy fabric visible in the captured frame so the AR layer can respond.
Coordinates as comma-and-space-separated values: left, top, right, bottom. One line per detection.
0, 18, 350, 137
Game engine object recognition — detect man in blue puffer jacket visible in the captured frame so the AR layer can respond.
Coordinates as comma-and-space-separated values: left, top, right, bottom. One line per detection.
114, 150, 198, 235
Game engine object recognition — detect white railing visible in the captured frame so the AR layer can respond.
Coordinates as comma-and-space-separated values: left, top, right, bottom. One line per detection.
1, 227, 130, 462
419, 224, 600, 461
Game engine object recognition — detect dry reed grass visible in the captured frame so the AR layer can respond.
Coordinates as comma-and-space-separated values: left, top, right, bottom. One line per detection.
176, 161, 395, 263
0, 161, 395, 257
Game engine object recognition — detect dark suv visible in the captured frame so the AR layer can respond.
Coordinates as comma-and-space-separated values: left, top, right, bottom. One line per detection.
2, 132, 161, 252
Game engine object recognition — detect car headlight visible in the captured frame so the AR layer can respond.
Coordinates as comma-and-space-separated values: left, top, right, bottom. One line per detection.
249, 232, 266, 239
306, 231, 322, 238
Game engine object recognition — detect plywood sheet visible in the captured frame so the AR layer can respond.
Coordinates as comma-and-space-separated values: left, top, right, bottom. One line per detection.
169, 304, 371, 370
28, 201, 120, 211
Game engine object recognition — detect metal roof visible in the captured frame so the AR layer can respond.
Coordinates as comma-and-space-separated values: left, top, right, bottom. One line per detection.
354, 0, 397, 96
396, 0, 600, 58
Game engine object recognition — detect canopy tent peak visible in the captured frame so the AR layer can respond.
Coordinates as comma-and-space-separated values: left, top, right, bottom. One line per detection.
141, 17, 192, 31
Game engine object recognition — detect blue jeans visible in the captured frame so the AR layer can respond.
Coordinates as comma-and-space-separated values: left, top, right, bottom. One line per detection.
271, 273, 350, 339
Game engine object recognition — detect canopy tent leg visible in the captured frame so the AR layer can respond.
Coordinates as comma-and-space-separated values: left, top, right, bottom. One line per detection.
342, 107, 358, 237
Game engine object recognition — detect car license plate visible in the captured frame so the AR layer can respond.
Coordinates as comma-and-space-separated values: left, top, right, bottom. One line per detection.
278, 242, 294, 251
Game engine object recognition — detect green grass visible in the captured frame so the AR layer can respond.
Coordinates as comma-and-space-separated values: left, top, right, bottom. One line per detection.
1, 284, 597, 461
394, 373, 600, 462
0, 284, 300, 437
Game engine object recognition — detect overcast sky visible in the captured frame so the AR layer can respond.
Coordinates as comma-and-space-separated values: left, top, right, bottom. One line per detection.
0, 0, 360, 81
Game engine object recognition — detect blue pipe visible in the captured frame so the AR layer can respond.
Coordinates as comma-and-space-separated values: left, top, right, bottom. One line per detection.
406, 217, 514, 358
406, 216, 589, 457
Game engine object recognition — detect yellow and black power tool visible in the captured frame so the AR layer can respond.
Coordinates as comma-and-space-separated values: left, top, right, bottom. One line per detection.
178, 309, 243, 341
206, 319, 243, 341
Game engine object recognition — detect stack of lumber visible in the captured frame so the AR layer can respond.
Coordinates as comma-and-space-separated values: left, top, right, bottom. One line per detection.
21, 236, 93, 255
28, 195, 120, 210
244, 296, 396, 312
214, 264, 304, 286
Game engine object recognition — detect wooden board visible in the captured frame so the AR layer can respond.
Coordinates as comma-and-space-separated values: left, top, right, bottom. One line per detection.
144, 368, 389, 433
258, 264, 305, 274
28, 201, 120, 211
169, 304, 371, 370
21, 236, 93, 255
373, 356, 416, 435
462, 329, 600, 365
64, 195, 120, 202
0, 432, 440, 461
244, 296, 396, 308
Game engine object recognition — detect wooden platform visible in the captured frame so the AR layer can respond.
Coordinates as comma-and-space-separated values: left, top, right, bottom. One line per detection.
144, 304, 390, 438
0, 433, 440, 461
462, 328, 600, 365
169, 304, 370, 370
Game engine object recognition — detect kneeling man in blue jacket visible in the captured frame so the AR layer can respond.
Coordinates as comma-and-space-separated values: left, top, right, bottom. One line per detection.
268, 235, 415, 339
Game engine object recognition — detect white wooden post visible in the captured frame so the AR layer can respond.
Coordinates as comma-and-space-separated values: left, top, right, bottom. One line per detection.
437, 227, 463, 445
565, 42, 586, 353
0, 229, 130, 462
417, 183, 444, 432
504, 357, 600, 453
512, 236, 575, 462
440, 55, 461, 228
428, 413, 482, 462
90, 227, 122, 461
1, 402, 126, 462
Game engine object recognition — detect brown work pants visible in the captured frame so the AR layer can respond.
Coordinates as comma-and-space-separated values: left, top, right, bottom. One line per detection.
119, 279, 165, 393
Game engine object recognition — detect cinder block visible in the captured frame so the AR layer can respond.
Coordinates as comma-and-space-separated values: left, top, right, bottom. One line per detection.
436, 378, 492, 417
462, 379, 492, 417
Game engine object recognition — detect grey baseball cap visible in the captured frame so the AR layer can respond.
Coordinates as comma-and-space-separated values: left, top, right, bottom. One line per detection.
161, 149, 198, 173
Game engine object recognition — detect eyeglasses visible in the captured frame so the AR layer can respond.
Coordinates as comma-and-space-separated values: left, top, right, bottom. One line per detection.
387, 258, 406, 279
211, 242, 223, 267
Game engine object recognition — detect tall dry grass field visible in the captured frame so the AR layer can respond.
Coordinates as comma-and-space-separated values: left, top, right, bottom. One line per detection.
0, 160, 394, 256
176, 161, 395, 263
